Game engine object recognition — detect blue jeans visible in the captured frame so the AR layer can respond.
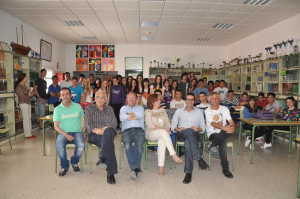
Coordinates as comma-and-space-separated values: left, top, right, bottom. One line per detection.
176, 128, 203, 173
56, 132, 85, 169
122, 127, 145, 171
37, 98, 46, 117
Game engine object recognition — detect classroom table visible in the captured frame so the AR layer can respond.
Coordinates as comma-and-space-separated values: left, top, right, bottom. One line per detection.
39, 115, 53, 156
238, 118, 300, 164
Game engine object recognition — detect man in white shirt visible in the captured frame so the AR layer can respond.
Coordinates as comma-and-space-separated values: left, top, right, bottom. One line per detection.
59, 72, 72, 88
170, 89, 186, 110
171, 93, 208, 184
205, 92, 234, 179
213, 80, 228, 101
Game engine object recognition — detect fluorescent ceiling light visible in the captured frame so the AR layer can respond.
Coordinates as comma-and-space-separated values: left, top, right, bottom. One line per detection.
83, 36, 97, 40
213, 23, 234, 29
243, 0, 272, 5
141, 37, 154, 40
140, 21, 159, 27
197, 38, 212, 42
63, 21, 84, 26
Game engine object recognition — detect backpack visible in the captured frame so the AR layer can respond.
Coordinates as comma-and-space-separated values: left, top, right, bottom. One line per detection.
253, 110, 275, 120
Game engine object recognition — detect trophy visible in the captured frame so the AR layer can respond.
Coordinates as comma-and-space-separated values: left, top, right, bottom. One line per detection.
288, 38, 294, 55
153, 60, 156, 68
259, 53, 262, 61
265, 47, 269, 59
282, 40, 287, 56
248, 55, 252, 63
273, 43, 278, 58
277, 42, 282, 57
209, 64, 212, 69
202, 62, 205, 68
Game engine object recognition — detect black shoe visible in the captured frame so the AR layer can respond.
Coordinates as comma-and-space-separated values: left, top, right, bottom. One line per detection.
198, 158, 209, 170
58, 168, 68, 176
72, 164, 80, 172
107, 174, 116, 184
96, 157, 107, 170
223, 169, 233, 178
134, 168, 143, 177
183, 173, 192, 184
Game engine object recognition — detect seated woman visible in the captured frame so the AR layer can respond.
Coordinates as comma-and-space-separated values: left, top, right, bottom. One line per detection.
243, 96, 270, 149
145, 94, 182, 176
276, 96, 300, 125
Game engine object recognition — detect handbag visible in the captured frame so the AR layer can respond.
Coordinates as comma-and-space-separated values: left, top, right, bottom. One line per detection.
253, 110, 275, 120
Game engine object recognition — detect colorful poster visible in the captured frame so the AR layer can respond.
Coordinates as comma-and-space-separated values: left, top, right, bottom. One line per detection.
102, 45, 115, 58
76, 58, 89, 71
89, 45, 101, 58
89, 58, 101, 71
76, 45, 88, 58
101, 58, 114, 71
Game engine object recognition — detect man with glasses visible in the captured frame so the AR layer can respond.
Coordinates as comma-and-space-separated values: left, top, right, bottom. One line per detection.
85, 90, 118, 184
120, 92, 145, 179
171, 93, 208, 184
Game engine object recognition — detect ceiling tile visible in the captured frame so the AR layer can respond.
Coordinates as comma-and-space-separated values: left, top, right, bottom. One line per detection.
234, 5, 263, 13
114, 1, 139, 9
47, 8, 73, 15
256, 6, 287, 14
0, 0, 42, 8
188, 2, 215, 10
87, 1, 115, 9
246, 13, 270, 20
205, 11, 230, 18
220, 18, 241, 24
184, 10, 207, 17
164, 2, 191, 10
140, 16, 161, 21
160, 16, 182, 22
139, 1, 165, 10
180, 17, 202, 23
94, 9, 118, 17
116, 9, 139, 15
177, 22, 197, 28
158, 22, 178, 28
140, 9, 162, 16
70, 8, 96, 16
37, 1, 66, 9
201, 17, 222, 23
226, 12, 253, 19
162, 9, 186, 16
218, 0, 245, 4
63, 1, 91, 9
212, 3, 240, 12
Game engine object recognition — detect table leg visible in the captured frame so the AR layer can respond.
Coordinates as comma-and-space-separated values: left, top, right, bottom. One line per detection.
43, 120, 45, 156
289, 126, 292, 154
237, 121, 242, 155
297, 159, 300, 198
250, 125, 256, 164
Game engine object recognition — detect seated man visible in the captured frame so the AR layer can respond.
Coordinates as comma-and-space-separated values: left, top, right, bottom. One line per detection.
256, 92, 268, 110
120, 92, 145, 179
265, 92, 283, 115
170, 89, 186, 110
171, 93, 208, 184
85, 90, 118, 184
54, 88, 85, 177
205, 92, 234, 179
154, 89, 166, 109
239, 92, 248, 106
221, 90, 239, 106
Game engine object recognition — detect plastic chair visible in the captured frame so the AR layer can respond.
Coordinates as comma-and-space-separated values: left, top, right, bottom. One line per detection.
0, 129, 12, 155
271, 127, 298, 150
174, 140, 203, 168
208, 141, 234, 171
85, 134, 101, 174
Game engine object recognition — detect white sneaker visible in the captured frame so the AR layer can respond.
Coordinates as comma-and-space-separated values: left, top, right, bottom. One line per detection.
255, 136, 263, 143
261, 142, 272, 149
245, 136, 251, 147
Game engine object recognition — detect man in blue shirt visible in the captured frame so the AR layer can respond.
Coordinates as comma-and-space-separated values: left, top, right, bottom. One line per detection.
54, 87, 85, 177
193, 79, 209, 104
48, 75, 61, 105
120, 92, 145, 179
69, 77, 84, 103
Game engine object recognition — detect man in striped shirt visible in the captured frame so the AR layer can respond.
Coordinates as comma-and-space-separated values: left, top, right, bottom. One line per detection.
85, 90, 118, 184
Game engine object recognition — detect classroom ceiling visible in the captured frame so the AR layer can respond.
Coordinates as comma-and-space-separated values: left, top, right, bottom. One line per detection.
1, 0, 300, 46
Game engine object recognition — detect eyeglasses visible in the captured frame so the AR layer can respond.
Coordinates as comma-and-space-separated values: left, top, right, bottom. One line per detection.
186, 98, 194, 101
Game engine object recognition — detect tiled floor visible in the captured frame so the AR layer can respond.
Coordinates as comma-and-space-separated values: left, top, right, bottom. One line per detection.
0, 129, 299, 199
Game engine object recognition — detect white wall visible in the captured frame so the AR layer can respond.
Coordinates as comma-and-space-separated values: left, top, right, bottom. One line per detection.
65, 44, 226, 77
0, 9, 66, 72
225, 13, 300, 60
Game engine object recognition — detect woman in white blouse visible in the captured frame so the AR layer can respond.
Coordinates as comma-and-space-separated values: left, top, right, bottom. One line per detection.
145, 94, 182, 176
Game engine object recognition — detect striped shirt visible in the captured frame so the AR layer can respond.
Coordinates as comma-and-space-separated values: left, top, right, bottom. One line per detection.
85, 104, 117, 134
221, 96, 239, 106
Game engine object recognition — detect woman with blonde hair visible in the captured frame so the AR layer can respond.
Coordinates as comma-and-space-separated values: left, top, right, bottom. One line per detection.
101, 79, 110, 106
145, 94, 182, 176
80, 77, 93, 106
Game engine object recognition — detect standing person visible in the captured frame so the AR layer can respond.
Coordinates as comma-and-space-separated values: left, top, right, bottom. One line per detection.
117, 75, 122, 84
54, 88, 85, 177
69, 77, 84, 103
178, 73, 189, 100
77, 74, 85, 86
205, 92, 234, 179
213, 80, 228, 101
34, 69, 48, 131
15, 73, 35, 138
145, 94, 183, 176
171, 80, 178, 99
256, 92, 268, 110
207, 81, 215, 93
121, 77, 127, 91
48, 75, 61, 105
127, 79, 139, 93
142, 78, 150, 105
108, 80, 112, 88
126, 76, 133, 91
170, 89, 185, 110
163, 80, 172, 109
120, 92, 145, 179
193, 79, 209, 104
203, 77, 208, 89
171, 93, 208, 184
85, 90, 118, 184
168, 77, 173, 86
188, 72, 197, 83
59, 72, 72, 88
80, 77, 93, 105
137, 75, 143, 93
150, 75, 165, 97
94, 78, 101, 93
188, 79, 197, 93
109, 76, 125, 131
101, 79, 110, 106
89, 74, 96, 90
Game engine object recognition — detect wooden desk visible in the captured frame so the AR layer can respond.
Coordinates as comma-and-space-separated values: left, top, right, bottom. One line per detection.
238, 118, 300, 164
39, 115, 53, 156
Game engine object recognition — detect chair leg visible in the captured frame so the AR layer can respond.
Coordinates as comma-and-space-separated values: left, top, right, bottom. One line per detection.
7, 132, 12, 150
55, 149, 57, 173
231, 145, 234, 171
243, 133, 246, 152
208, 151, 211, 171
119, 143, 122, 169
80, 154, 83, 172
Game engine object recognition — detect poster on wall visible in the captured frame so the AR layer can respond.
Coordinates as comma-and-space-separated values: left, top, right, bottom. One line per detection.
125, 57, 143, 70
101, 58, 114, 71
76, 58, 89, 71
76, 44, 114, 71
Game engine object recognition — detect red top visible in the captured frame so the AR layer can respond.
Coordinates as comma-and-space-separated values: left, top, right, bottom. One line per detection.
256, 98, 268, 108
